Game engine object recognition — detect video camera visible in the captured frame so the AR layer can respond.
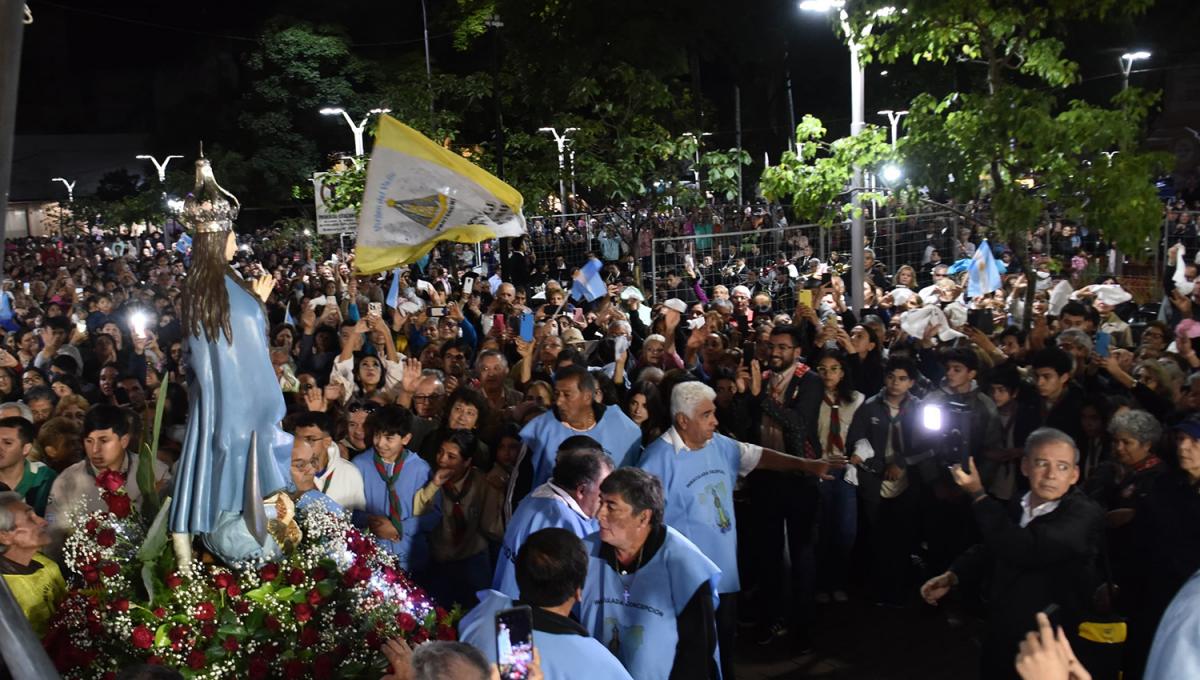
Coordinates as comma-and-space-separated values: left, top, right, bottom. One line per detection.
920, 399, 973, 468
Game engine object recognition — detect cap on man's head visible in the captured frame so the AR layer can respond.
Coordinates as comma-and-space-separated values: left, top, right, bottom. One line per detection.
662, 299, 687, 314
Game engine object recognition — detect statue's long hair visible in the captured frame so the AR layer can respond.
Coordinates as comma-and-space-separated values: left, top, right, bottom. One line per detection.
182, 231, 242, 343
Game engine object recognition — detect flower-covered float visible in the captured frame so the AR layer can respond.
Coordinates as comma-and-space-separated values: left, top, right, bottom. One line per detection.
44, 466, 458, 679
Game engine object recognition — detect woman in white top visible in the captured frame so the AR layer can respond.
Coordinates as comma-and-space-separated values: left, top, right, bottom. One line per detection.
813, 351, 864, 604
330, 315, 404, 404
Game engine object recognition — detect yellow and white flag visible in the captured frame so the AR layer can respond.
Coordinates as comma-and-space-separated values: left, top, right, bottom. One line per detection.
354, 115, 526, 274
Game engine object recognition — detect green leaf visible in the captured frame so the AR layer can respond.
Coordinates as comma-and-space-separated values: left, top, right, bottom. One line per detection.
154, 623, 170, 648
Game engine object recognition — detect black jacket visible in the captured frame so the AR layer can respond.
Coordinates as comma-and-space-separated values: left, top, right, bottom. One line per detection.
951, 489, 1104, 645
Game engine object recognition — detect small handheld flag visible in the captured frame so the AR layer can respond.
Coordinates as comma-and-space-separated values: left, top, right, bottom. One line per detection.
967, 240, 1003, 299
570, 257, 607, 302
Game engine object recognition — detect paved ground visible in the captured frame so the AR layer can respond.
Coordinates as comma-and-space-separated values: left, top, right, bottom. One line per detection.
734, 597, 981, 680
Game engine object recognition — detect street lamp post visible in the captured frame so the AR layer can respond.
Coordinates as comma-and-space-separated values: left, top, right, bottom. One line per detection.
51, 177, 75, 236
538, 126, 579, 228
319, 107, 392, 157
800, 0, 887, 312
135, 154, 182, 183
1113, 51, 1148, 275
1119, 50, 1150, 92
877, 109, 909, 148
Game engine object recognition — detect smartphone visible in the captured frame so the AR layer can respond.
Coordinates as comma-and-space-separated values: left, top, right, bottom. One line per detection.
463, 277, 475, 296
75, 320, 86, 334
519, 313, 534, 342
797, 289, 814, 308
687, 317, 706, 330
968, 308, 995, 336
743, 341, 757, 367
368, 302, 382, 318
613, 334, 630, 358
1095, 331, 1111, 358
22, 282, 29, 295
572, 308, 585, 325
495, 606, 534, 680
493, 313, 507, 335
308, 295, 328, 310
429, 307, 447, 318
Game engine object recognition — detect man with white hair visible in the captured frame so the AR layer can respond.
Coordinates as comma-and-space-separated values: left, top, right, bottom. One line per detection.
637, 380, 839, 679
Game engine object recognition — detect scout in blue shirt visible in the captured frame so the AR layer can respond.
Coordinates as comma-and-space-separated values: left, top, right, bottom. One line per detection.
638, 380, 839, 679
518, 366, 642, 491
462, 528, 632, 680
494, 435, 612, 598
350, 405, 438, 572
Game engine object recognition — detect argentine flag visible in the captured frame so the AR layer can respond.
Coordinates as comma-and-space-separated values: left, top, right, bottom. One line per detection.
967, 240, 1002, 299
570, 257, 607, 302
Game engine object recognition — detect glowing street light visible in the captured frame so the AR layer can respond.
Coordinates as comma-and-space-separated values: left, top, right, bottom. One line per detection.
538, 126, 580, 225
51, 177, 75, 202
135, 154, 182, 183
320, 107, 392, 157
877, 109, 909, 147
881, 164, 902, 183
1119, 51, 1151, 91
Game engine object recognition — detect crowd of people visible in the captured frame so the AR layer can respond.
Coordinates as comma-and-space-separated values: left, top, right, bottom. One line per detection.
2, 194, 1200, 680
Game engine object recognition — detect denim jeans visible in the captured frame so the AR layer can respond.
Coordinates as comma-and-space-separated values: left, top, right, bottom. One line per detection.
816, 469, 858, 592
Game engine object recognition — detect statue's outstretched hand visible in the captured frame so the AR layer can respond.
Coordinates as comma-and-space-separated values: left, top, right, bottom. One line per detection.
253, 274, 276, 303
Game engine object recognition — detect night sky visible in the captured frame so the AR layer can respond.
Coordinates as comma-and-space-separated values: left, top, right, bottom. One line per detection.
10, 0, 1198, 204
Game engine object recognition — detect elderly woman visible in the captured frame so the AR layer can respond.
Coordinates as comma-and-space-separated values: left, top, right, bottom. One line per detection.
0, 491, 66, 636
1097, 409, 1165, 524
1126, 419, 1200, 677
580, 467, 722, 680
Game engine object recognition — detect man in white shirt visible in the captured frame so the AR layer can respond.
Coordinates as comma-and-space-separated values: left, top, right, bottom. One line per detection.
288, 412, 365, 513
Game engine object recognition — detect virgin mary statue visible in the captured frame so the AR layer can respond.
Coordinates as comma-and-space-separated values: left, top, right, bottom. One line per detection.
169, 154, 292, 565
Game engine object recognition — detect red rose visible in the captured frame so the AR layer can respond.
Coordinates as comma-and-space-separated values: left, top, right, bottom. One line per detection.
313, 654, 336, 676
131, 625, 154, 649
164, 572, 182, 589
168, 626, 188, 642
147, 656, 162, 665
294, 603, 313, 623
153, 607, 166, 618
194, 602, 216, 621
187, 650, 206, 670
105, 493, 132, 518
437, 624, 456, 641
100, 562, 119, 578
259, 563, 279, 582
435, 606, 449, 621
201, 623, 217, 639
287, 568, 305, 586
411, 629, 429, 644
306, 588, 321, 606
226, 583, 241, 597
96, 528, 117, 547
397, 613, 416, 632
213, 572, 233, 589
283, 660, 307, 678
299, 625, 319, 646
264, 615, 280, 631
381, 566, 398, 584
365, 631, 383, 649
233, 600, 251, 615
103, 672, 116, 680
83, 569, 99, 584
311, 566, 328, 581
85, 518, 99, 534
223, 636, 239, 652
96, 469, 126, 493
333, 610, 352, 627
248, 658, 270, 680
110, 598, 130, 612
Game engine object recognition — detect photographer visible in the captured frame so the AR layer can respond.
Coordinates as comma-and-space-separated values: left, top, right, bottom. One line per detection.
921, 429, 1104, 680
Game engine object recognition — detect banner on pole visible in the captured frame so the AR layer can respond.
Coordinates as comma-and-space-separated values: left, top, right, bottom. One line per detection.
313, 173, 358, 235
354, 115, 526, 274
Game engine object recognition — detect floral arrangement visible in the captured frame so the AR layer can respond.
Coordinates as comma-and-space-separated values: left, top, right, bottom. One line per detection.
45, 475, 459, 679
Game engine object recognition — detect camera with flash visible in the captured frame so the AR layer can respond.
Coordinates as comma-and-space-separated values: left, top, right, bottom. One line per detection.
920, 399, 973, 468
